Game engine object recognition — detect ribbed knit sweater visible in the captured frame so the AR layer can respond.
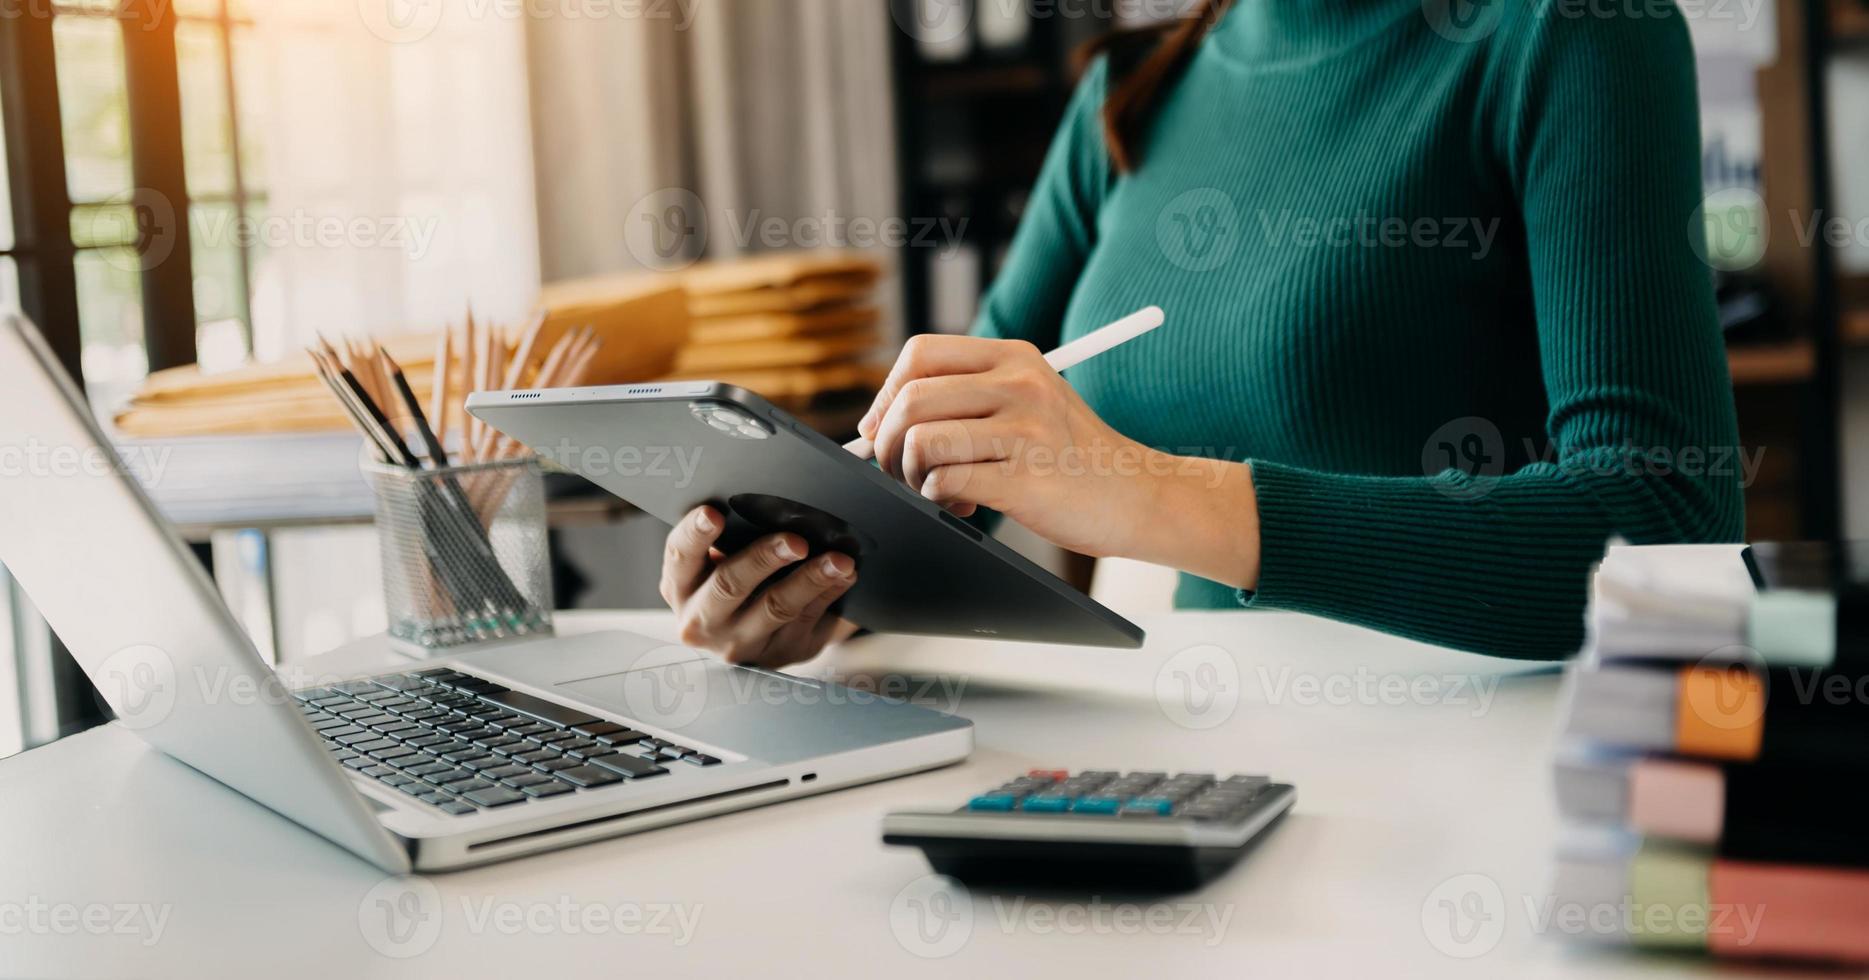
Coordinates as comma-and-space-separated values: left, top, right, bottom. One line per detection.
971, 0, 1745, 659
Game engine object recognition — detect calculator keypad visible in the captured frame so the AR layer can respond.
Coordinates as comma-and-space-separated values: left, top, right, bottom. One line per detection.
966, 769, 1276, 822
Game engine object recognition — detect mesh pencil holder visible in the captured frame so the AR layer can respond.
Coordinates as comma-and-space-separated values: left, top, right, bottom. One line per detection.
366, 456, 554, 653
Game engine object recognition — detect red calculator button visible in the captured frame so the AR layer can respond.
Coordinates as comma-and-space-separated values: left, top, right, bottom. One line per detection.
1028, 769, 1069, 782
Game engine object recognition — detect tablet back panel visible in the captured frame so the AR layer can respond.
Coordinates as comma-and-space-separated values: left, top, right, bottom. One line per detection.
470, 383, 1143, 648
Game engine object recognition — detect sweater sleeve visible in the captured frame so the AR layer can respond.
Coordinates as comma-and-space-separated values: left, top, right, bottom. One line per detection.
1239, 1, 1745, 660
971, 56, 1113, 348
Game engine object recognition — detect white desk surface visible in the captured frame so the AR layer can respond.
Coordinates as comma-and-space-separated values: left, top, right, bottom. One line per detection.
0, 611, 1785, 979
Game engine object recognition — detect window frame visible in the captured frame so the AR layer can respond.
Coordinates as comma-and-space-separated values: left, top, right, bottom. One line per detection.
0, 0, 224, 747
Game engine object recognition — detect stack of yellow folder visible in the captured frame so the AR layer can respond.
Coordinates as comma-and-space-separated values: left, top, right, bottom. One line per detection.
669, 251, 888, 407
111, 282, 689, 438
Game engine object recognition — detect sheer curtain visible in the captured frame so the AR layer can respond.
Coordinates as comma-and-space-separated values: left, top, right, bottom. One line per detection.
240, 2, 542, 662
526, 0, 905, 341
248, 2, 541, 358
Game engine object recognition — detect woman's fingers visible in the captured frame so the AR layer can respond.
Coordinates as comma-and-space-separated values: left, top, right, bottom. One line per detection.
659, 505, 724, 606
860, 335, 1039, 439
680, 532, 807, 640
899, 418, 1010, 494
870, 375, 1006, 478
920, 461, 1010, 514
727, 553, 856, 664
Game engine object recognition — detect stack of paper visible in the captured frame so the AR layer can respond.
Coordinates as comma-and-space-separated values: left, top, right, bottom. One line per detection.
1550, 542, 1869, 965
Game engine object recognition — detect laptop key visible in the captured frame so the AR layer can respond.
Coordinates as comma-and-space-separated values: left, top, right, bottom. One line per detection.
482, 764, 531, 780
521, 780, 577, 798
683, 754, 722, 767
438, 801, 478, 815
403, 762, 452, 777
333, 731, 381, 746
480, 690, 600, 728
462, 786, 527, 808
597, 729, 649, 746
441, 748, 491, 764
425, 769, 479, 786
571, 721, 626, 737
451, 778, 495, 794
535, 757, 582, 772
555, 765, 622, 788
361, 765, 397, 778
502, 772, 551, 788
513, 749, 560, 766
590, 755, 668, 779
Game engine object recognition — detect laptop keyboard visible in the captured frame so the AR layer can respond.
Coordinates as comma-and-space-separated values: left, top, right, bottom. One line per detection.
293, 667, 722, 816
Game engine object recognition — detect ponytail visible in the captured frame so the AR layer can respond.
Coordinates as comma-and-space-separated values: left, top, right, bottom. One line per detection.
1075, 0, 1236, 173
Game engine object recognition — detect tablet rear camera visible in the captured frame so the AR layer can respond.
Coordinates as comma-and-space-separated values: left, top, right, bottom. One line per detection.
690, 400, 771, 440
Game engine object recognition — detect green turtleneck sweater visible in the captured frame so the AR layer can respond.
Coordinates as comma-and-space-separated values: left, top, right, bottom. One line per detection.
971, 0, 1744, 659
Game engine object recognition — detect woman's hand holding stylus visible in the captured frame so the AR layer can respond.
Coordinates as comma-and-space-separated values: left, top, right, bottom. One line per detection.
858, 335, 1264, 591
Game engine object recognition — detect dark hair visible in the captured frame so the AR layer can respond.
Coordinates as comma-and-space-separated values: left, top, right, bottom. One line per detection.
1076, 0, 1237, 173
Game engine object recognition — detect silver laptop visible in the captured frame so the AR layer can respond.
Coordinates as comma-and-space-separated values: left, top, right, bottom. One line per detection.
0, 313, 972, 872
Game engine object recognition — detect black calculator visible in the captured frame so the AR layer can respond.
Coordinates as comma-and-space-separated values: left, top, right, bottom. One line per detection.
882, 769, 1296, 891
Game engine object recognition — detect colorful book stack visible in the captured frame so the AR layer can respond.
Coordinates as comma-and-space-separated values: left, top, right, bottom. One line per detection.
1552, 542, 1869, 965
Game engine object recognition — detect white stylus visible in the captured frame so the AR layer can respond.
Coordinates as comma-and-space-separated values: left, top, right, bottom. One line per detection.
843, 305, 1167, 460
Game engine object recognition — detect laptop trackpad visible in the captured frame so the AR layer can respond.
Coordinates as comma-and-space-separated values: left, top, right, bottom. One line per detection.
556, 660, 908, 764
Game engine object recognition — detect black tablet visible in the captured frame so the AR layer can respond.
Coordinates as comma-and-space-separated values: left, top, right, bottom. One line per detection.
468, 382, 1144, 648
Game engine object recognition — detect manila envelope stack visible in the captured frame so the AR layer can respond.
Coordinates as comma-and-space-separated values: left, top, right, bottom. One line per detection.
112, 250, 887, 438
543, 249, 890, 411
113, 280, 689, 439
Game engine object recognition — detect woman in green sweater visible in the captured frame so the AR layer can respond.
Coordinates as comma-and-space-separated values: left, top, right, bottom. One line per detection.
658, 0, 1745, 664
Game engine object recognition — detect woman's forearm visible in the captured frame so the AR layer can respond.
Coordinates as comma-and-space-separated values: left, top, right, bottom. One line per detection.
1123, 453, 1262, 592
